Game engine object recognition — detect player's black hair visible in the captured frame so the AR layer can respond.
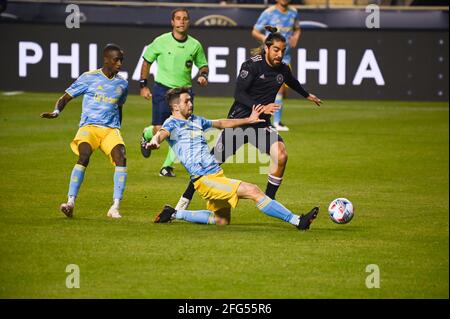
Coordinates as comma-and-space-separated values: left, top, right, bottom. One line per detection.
264, 25, 286, 48
166, 87, 191, 109
171, 8, 190, 20
103, 43, 122, 56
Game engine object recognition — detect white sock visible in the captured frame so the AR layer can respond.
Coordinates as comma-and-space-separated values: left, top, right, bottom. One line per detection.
175, 197, 190, 211
68, 196, 76, 205
289, 214, 300, 226
112, 199, 120, 210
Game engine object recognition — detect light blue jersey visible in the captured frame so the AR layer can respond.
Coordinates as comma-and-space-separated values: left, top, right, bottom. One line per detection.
162, 115, 221, 179
65, 69, 128, 129
254, 5, 300, 65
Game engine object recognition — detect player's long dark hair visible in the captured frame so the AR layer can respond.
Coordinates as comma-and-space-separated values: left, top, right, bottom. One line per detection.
264, 26, 286, 47
250, 25, 286, 57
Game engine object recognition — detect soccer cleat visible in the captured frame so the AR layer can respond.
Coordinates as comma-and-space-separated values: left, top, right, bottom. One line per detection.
159, 166, 175, 177
140, 135, 151, 158
140, 126, 153, 158
154, 205, 176, 223
60, 203, 74, 218
175, 196, 191, 211
107, 207, 122, 219
296, 207, 319, 231
274, 122, 290, 132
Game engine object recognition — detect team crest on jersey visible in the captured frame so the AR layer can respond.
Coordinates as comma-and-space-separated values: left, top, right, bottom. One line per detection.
240, 70, 249, 79
276, 74, 284, 84
115, 87, 123, 94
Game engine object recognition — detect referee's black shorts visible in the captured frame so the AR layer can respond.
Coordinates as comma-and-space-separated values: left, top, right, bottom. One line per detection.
212, 125, 284, 163
151, 82, 195, 125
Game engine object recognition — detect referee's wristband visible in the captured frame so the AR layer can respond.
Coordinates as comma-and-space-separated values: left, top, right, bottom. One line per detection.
139, 79, 148, 88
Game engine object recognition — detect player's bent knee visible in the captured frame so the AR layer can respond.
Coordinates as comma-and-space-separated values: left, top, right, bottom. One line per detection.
111, 145, 127, 166
77, 153, 91, 166
242, 182, 264, 200
252, 184, 263, 196
113, 154, 126, 167
278, 150, 288, 166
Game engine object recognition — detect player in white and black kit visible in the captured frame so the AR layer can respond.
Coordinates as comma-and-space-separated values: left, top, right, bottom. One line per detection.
174, 26, 322, 211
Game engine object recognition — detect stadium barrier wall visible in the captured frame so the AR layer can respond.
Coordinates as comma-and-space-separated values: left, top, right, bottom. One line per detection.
3, 1, 449, 29
1, 23, 448, 101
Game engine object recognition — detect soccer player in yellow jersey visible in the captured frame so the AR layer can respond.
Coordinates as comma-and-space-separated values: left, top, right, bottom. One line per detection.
41, 44, 128, 219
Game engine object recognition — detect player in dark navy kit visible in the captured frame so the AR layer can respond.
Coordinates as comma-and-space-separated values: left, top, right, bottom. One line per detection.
174, 26, 322, 211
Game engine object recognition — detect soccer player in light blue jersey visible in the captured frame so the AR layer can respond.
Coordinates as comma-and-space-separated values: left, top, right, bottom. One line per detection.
41, 44, 129, 219
146, 87, 318, 231
252, 0, 301, 131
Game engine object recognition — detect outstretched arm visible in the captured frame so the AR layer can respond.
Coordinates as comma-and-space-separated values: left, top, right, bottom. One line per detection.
212, 105, 265, 129
284, 69, 323, 107
145, 129, 170, 150
40, 93, 73, 119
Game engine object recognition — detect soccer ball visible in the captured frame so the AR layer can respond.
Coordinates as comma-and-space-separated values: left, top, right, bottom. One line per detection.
328, 198, 354, 224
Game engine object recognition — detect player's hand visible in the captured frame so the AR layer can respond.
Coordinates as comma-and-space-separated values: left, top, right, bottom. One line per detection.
263, 103, 281, 115
197, 76, 208, 87
40, 111, 59, 119
140, 87, 152, 100
307, 94, 322, 107
145, 137, 160, 150
248, 104, 266, 124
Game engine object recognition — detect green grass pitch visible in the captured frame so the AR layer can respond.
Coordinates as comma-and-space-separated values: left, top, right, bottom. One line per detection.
0, 92, 448, 298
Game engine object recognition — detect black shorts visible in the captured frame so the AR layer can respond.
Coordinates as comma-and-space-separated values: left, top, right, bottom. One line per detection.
151, 83, 194, 125
212, 125, 284, 163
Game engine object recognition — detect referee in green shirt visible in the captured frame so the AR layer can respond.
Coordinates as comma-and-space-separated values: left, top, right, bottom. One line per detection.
139, 8, 209, 177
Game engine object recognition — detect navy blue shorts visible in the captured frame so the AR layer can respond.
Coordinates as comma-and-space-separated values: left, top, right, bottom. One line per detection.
152, 83, 194, 125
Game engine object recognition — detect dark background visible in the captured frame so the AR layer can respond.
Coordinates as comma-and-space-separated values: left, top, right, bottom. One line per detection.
2, 23, 448, 101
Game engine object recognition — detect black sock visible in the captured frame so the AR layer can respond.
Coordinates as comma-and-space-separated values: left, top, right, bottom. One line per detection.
182, 181, 196, 200
265, 175, 283, 199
